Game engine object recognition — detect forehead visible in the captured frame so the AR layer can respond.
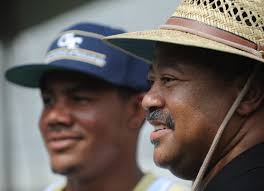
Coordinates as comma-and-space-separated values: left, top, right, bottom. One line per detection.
40, 70, 114, 91
152, 43, 254, 81
151, 43, 207, 73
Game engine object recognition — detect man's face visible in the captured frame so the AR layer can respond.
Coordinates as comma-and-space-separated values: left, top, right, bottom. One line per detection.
142, 44, 238, 180
39, 71, 133, 178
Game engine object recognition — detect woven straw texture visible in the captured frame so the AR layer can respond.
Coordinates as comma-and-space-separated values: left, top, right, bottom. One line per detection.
174, 0, 264, 46
104, 0, 264, 64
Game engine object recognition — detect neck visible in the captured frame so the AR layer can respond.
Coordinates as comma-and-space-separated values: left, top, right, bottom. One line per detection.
201, 109, 264, 189
64, 157, 143, 191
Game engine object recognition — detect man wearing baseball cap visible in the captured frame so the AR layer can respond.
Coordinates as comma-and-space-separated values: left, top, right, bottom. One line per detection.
5, 23, 185, 191
104, 0, 264, 191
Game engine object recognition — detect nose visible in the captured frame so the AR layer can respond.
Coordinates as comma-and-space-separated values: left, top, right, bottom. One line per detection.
41, 101, 73, 129
142, 83, 165, 111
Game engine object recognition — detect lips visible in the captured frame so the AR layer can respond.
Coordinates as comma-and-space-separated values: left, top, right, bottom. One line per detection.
46, 134, 83, 151
149, 120, 173, 146
150, 126, 172, 142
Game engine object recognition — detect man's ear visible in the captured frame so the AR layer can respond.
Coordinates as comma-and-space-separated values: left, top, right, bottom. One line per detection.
126, 93, 146, 130
237, 82, 264, 116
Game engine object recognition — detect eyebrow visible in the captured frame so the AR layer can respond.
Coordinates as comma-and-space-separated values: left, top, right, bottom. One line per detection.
41, 83, 108, 95
151, 60, 185, 75
65, 83, 110, 94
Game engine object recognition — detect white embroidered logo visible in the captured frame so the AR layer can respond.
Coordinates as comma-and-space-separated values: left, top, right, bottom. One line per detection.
57, 33, 83, 49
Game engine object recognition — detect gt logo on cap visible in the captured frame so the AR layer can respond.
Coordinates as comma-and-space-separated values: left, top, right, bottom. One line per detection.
57, 33, 83, 49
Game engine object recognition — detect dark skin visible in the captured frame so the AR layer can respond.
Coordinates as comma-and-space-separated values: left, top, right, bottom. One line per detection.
142, 43, 264, 186
39, 71, 145, 191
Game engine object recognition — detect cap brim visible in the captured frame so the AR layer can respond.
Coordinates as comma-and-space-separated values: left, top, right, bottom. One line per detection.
104, 28, 264, 64
5, 62, 116, 88
5, 61, 150, 91
5, 64, 70, 88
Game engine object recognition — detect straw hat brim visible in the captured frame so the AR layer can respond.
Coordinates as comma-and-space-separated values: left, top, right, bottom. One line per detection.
104, 28, 264, 64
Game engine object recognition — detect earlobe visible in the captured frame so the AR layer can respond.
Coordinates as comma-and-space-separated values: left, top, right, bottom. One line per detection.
236, 83, 264, 116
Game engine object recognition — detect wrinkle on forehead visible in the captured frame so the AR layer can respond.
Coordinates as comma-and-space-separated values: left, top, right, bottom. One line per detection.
153, 44, 194, 74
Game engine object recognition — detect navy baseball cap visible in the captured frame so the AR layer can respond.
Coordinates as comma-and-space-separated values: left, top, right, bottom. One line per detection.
5, 23, 150, 91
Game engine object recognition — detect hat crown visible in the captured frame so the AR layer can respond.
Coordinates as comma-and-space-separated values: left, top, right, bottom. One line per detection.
5, 23, 150, 91
173, 0, 264, 46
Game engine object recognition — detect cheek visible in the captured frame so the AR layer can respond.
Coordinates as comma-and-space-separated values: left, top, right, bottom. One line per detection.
166, 86, 222, 142
73, 110, 99, 125
171, 83, 232, 124
168, 84, 236, 147
73, 108, 123, 142
73, 108, 119, 128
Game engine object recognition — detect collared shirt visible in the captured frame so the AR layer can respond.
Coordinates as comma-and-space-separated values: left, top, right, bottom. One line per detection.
43, 173, 189, 191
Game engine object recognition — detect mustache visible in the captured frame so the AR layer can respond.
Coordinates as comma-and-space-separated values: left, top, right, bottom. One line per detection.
146, 109, 175, 129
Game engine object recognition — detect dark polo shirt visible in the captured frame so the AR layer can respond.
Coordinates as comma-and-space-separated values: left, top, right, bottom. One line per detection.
204, 143, 264, 191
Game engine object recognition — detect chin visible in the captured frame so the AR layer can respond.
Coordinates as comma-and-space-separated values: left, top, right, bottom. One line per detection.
153, 150, 172, 170
49, 155, 80, 176
153, 148, 196, 180
51, 165, 78, 176
153, 157, 192, 180
168, 158, 200, 181
168, 166, 196, 180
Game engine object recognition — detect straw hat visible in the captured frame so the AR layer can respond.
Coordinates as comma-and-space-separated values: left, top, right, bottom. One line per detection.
104, 0, 264, 64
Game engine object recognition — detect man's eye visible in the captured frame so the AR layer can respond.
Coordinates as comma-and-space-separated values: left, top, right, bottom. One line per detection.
160, 76, 175, 84
72, 96, 92, 103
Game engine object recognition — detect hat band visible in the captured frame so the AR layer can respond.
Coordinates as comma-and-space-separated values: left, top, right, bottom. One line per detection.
44, 47, 107, 67
160, 17, 264, 58
57, 30, 105, 40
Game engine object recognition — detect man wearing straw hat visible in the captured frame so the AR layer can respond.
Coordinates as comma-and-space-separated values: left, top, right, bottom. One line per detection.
104, 0, 264, 191
5, 23, 184, 191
